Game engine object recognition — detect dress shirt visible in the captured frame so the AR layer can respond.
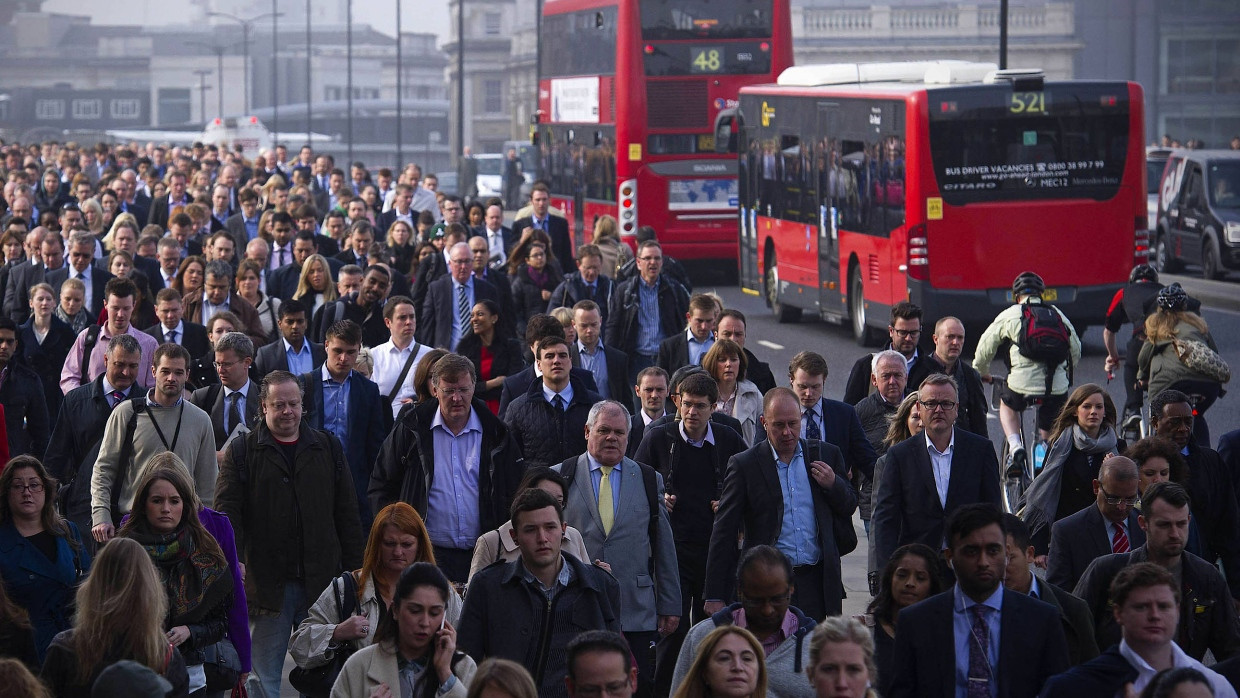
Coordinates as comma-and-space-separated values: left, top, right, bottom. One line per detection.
641, 410, 665, 426
731, 608, 800, 657
62, 324, 158, 394
161, 320, 185, 345
518, 555, 574, 602
801, 404, 822, 440
636, 277, 661, 356
426, 408, 483, 548
243, 215, 259, 241
578, 341, 610, 400
485, 227, 507, 266
372, 339, 431, 419
542, 381, 574, 408
74, 265, 93, 313
906, 347, 920, 373
588, 453, 623, 510
101, 377, 130, 408
771, 442, 821, 566
1118, 638, 1237, 697
679, 422, 715, 448
161, 268, 175, 287
952, 584, 1003, 698
1028, 575, 1044, 601
320, 365, 351, 446
270, 243, 293, 271
201, 294, 229, 325
1104, 518, 1130, 550
926, 431, 956, 509
284, 338, 313, 376
686, 329, 715, 366
450, 278, 474, 349
222, 380, 251, 434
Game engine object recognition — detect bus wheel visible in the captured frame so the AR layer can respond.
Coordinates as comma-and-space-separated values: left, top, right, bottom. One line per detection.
849, 269, 883, 347
765, 254, 801, 323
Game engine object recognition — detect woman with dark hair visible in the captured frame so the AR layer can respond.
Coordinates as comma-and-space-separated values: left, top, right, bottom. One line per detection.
291, 502, 462, 673
331, 562, 476, 698
671, 626, 766, 698
40, 537, 189, 698
236, 259, 280, 342
1139, 667, 1215, 698
412, 349, 450, 405
0, 456, 90, 664
464, 658, 537, 698
172, 255, 207, 299
34, 168, 69, 215
455, 300, 523, 415
1129, 436, 1190, 494
466, 467, 593, 582
703, 339, 762, 445
1022, 383, 1121, 558
861, 542, 941, 695
508, 241, 562, 339
409, 242, 437, 285
118, 458, 234, 696
20, 282, 76, 421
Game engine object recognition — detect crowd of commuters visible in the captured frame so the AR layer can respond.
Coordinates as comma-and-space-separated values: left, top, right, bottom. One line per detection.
0, 138, 1239, 698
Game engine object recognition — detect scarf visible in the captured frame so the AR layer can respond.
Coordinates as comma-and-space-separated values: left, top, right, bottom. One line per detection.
1022, 424, 1119, 538
526, 264, 550, 289
130, 526, 231, 625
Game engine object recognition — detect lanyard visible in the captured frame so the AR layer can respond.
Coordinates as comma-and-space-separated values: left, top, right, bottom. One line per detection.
147, 402, 185, 453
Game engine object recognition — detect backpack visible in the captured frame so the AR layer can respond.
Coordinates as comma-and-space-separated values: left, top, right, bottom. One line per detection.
560, 455, 661, 577
1017, 301, 1072, 393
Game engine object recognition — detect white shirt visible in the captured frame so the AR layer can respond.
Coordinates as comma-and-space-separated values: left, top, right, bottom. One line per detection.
160, 320, 186, 345
485, 227, 507, 266
73, 265, 93, 312
641, 409, 665, 426
371, 338, 433, 420
925, 430, 955, 508
1118, 639, 1237, 697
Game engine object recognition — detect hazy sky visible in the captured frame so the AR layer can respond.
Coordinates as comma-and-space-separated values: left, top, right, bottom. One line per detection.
42, 0, 450, 44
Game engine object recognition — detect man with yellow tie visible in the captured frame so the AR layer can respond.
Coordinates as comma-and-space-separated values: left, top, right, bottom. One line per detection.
556, 399, 681, 698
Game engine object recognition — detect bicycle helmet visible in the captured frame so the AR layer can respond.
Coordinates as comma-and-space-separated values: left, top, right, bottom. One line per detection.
1156, 282, 1188, 311
1012, 271, 1045, 299
1129, 263, 1159, 284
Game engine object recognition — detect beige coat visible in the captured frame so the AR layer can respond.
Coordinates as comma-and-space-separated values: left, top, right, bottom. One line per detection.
290, 572, 463, 670
330, 640, 475, 698
466, 521, 591, 583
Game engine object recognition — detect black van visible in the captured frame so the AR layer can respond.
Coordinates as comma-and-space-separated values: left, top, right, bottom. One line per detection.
1154, 149, 1240, 280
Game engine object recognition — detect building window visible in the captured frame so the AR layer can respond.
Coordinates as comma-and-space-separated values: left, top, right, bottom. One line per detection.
35, 99, 65, 120
484, 12, 502, 36
1163, 37, 1240, 95
157, 88, 191, 125
483, 79, 503, 113
72, 99, 103, 119
110, 99, 142, 119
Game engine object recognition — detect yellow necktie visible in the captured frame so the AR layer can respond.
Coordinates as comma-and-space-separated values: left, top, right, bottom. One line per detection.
599, 465, 615, 535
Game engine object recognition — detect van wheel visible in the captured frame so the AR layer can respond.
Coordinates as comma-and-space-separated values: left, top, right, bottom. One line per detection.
765, 253, 801, 323
849, 269, 884, 347
1155, 235, 1182, 273
1202, 242, 1223, 280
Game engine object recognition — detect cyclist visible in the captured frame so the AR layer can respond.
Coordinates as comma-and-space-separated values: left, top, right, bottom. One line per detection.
973, 271, 1082, 479
1102, 264, 1163, 433
1138, 282, 1224, 446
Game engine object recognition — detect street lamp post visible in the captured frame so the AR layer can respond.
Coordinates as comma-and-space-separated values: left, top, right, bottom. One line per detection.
193, 69, 213, 122
207, 10, 283, 115
272, 0, 280, 142
306, 0, 312, 145
396, 0, 403, 169
189, 40, 229, 119
347, 0, 354, 163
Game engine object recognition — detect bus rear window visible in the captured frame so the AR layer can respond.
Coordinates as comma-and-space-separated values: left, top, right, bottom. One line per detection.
928, 84, 1130, 204
641, 0, 772, 40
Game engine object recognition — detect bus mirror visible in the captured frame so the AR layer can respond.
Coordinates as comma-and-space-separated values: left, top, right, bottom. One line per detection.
713, 109, 738, 154
594, 131, 603, 147
531, 131, 540, 147
567, 128, 575, 144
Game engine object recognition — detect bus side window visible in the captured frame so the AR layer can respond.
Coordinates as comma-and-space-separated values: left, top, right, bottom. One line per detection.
780, 135, 801, 218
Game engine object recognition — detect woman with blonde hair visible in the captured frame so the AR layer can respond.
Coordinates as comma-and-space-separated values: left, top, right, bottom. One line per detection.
293, 253, 338, 317
40, 537, 189, 697
671, 625, 767, 698
805, 616, 878, 698
291, 503, 462, 675
21, 282, 77, 420
118, 458, 237, 696
591, 214, 631, 279
464, 658, 538, 698
261, 175, 288, 212
1138, 282, 1224, 444
79, 197, 105, 235
385, 219, 418, 277
0, 657, 48, 697
102, 212, 141, 252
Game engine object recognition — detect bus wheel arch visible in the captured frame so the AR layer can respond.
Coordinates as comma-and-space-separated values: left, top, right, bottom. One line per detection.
764, 241, 801, 323
847, 259, 883, 347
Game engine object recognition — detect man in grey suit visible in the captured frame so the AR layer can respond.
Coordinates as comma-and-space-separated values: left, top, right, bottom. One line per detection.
555, 399, 680, 698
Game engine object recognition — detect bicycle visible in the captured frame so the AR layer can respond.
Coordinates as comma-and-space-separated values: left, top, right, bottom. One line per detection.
988, 377, 1049, 514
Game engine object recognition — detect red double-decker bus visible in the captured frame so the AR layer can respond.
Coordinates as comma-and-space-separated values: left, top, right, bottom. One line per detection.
722, 62, 1146, 342
535, 0, 793, 263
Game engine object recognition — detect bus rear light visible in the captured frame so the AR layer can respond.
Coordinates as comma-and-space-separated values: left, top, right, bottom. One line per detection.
1134, 226, 1150, 264
759, 42, 770, 52
907, 224, 929, 281
644, 44, 655, 55
618, 179, 637, 233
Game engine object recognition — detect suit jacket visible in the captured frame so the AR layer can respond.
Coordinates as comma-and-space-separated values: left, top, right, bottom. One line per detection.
512, 214, 572, 269
843, 345, 926, 406
267, 262, 301, 301
888, 589, 1070, 698
758, 398, 879, 482
300, 368, 387, 525
569, 343, 630, 405
253, 339, 326, 379
223, 213, 257, 256
1034, 578, 1100, 666
376, 208, 418, 234
410, 253, 449, 329
143, 321, 211, 360
555, 453, 680, 632
133, 255, 164, 292
47, 266, 114, 317
182, 292, 267, 346
4, 260, 55, 323
655, 332, 693, 376
419, 275, 499, 351
627, 412, 667, 458
334, 249, 368, 268
147, 194, 188, 230
189, 381, 262, 449
871, 427, 1002, 573
496, 365, 598, 420
1046, 503, 1145, 593
0, 361, 50, 458
704, 438, 856, 615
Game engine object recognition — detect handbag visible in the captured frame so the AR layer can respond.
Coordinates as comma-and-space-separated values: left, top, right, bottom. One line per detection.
1173, 339, 1231, 384
289, 572, 358, 697
203, 636, 242, 691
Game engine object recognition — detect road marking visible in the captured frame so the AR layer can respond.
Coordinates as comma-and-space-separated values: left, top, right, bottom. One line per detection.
758, 340, 784, 350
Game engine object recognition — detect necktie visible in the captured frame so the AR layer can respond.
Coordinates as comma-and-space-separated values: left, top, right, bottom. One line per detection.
553, 394, 565, 411
586, 284, 596, 300
805, 410, 821, 441
277, 247, 287, 268
967, 605, 991, 698
76, 271, 86, 280
1112, 524, 1130, 554
457, 284, 469, 330
226, 392, 243, 434
109, 390, 125, 408
166, 329, 177, 344
598, 465, 615, 535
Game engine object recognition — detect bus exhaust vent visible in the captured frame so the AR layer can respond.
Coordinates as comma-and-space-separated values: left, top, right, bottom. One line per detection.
647, 81, 708, 129
777, 61, 997, 87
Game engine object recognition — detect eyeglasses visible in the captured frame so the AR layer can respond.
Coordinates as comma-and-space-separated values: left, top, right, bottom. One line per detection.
10, 482, 44, 494
437, 387, 473, 398
919, 400, 957, 412
213, 359, 243, 370
741, 591, 792, 607
892, 329, 921, 338
1099, 486, 1139, 507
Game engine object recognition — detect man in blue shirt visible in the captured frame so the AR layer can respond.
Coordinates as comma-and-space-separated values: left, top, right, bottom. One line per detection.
606, 240, 689, 385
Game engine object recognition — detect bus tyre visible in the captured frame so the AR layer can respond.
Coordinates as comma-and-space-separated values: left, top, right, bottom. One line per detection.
849, 269, 883, 347
1155, 234, 1182, 274
765, 254, 801, 323
1202, 240, 1222, 281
